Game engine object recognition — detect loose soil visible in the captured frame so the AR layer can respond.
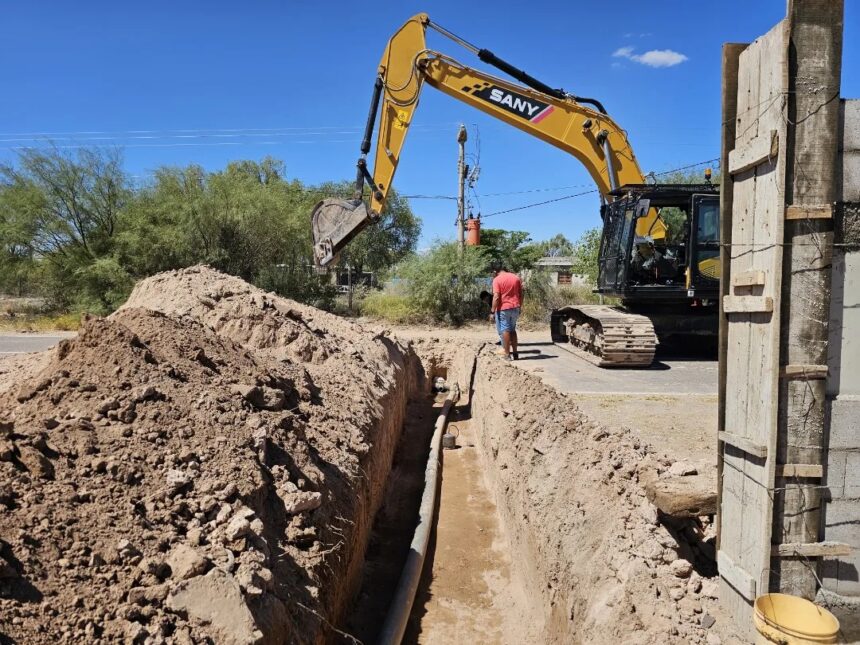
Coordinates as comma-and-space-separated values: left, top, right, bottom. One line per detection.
0, 266, 421, 644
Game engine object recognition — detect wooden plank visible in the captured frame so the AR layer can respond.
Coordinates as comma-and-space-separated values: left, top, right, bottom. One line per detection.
785, 204, 833, 220
723, 296, 774, 314
719, 431, 768, 458
718, 550, 757, 600
772, 542, 854, 558
732, 270, 766, 288
729, 129, 779, 174
776, 464, 823, 478
779, 364, 828, 380
717, 42, 748, 560
645, 475, 717, 517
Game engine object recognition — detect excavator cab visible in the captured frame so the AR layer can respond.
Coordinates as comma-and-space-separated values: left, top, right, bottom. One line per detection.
596, 184, 720, 303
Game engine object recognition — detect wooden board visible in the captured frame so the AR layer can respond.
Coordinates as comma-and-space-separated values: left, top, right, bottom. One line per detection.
772, 542, 854, 558
776, 464, 823, 478
718, 19, 789, 635
723, 296, 774, 313
784, 204, 833, 220
732, 270, 766, 288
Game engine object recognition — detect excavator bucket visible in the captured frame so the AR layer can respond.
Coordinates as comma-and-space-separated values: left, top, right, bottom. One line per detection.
310, 198, 373, 269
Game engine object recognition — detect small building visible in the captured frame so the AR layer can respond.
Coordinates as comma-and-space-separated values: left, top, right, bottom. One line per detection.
534, 256, 587, 287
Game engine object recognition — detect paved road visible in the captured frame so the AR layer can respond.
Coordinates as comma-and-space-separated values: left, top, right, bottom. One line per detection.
510, 339, 718, 396
0, 332, 75, 355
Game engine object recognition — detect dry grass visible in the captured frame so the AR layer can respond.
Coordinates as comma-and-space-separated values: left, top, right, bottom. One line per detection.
359, 292, 423, 324
0, 312, 82, 332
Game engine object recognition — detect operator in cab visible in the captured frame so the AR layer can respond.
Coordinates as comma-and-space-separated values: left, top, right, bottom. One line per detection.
489, 261, 522, 361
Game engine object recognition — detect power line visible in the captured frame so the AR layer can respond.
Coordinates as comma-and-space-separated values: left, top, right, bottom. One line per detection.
479, 157, 721, 218
0, 122, 462, 138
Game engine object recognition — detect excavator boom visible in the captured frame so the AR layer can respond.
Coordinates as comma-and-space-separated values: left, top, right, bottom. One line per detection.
311, 13, 664, 268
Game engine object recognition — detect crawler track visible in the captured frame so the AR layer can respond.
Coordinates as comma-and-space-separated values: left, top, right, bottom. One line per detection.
552, 304, 657, 367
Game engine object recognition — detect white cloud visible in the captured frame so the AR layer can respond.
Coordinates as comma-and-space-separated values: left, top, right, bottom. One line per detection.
612, 46, 688, 68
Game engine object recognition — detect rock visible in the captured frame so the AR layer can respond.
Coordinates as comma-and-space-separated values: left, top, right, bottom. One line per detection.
178, 449, 198, 464
225, 516, 252, 541
645, 474, 716, 517
670, 559, 694, 578
217, 483, 238, 501
688, 572, 703, 593
249, 518, 265, 538
186, 528, 203, 547
138, 557, 169, 579
638, 499, 659, 526
116, 539, 140, 562
700, 613, 716, 629
700, 579, 719, 599
125, 621, 149, 644
17, 445, 54, 480
668, 462, 698, 476
232, 384, 287, 411
16, 377, 51, 403
235, 561, 272, 595
669, 585, 686, 601
166, 469, 191, 495
280, 490, 322, 514
166, 544, 209, 580
167, 569, 264, 644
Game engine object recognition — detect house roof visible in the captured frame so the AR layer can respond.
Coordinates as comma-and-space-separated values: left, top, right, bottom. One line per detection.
535, 256, 576, 267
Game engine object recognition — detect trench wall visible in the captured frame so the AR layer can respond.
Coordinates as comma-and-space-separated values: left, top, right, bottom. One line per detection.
469, 350, 721, 644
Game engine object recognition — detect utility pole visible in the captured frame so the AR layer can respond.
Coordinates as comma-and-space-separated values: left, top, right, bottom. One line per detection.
457, 124, 467, 253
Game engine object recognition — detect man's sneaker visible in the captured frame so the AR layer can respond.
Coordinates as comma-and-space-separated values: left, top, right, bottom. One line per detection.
494, 348, 507, 356
512, 352, 519, 360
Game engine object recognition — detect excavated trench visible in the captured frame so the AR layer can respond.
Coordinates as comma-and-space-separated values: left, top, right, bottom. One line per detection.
338, 340, 723, 645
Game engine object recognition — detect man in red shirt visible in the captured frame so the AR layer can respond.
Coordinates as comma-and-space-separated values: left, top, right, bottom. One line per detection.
489, 260, 523, 360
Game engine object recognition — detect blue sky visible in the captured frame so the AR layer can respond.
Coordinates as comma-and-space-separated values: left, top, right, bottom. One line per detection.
1, 1, 858, 247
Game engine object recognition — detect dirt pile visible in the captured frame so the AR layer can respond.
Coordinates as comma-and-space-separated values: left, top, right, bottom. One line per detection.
469, 346, 722, 645
0, 266, 420, 644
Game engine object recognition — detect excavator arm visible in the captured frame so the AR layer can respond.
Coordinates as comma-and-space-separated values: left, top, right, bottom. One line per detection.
311, 13, 665, 267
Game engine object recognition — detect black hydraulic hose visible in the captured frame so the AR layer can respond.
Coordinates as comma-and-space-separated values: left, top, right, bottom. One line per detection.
428, 19, 609, 114
361, 76, 384, 155
477, 48, 565, 100
354, 76, 384, 198
477, 49, 607, 114
573, 95, 607, 114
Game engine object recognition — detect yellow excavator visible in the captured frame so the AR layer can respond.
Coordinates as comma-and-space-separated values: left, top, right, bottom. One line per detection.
311, 13, 720, 367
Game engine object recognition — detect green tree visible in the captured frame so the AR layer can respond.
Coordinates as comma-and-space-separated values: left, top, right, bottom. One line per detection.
0, 147, 131, 310
534, 233, 576, 258
478, 228, 542, 272
571, 227, 602, 286
397, 242, 489, 325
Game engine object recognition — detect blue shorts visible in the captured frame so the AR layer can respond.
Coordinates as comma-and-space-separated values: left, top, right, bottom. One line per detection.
497, 307, 520, 333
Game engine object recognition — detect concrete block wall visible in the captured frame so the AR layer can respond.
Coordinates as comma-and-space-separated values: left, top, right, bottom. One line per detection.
823, 99, 860, 596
